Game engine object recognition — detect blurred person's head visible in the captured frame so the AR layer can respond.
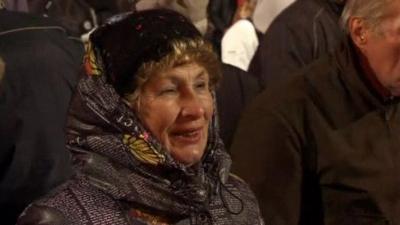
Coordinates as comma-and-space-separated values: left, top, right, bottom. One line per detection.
342, 0, 400, 96
232, 0, 257, 24
134, 0, 209, 34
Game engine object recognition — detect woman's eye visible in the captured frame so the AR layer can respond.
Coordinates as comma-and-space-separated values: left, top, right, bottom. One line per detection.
195, 82, 207, 90
159, 87, 177, 95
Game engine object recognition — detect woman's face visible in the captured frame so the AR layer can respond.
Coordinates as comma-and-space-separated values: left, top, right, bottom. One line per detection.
136, 62, 213, 166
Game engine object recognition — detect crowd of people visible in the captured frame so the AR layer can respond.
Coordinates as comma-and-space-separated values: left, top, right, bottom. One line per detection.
1, 0, 400, 224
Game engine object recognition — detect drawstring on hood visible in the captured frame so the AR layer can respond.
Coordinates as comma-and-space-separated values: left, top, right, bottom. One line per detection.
218, 173, 244, 215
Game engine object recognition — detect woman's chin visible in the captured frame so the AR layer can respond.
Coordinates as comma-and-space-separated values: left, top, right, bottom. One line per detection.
166, 131, 208, 165
170, 147, 205, 166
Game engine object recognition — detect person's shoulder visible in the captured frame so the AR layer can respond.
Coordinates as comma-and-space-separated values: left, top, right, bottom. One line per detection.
270, 0, 327, 27
16, 181, 77, 225
17, 204, 67, 225
17, 176, 114, 225
251, 54, 336, 117
253, 72, 309, 111
16, 177, 102, 225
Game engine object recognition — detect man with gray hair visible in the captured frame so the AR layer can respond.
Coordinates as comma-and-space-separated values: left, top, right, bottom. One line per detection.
230, 0, 400, 224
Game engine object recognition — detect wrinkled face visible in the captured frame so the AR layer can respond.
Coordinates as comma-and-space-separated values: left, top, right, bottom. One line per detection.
136, 63, 213, 166
359, 0, 400, 96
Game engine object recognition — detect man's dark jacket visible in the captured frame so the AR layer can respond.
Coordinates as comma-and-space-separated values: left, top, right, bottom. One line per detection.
217, 64, 261, 150
253, 0, 344, 89
230, 38, 400, 225
0, 9, 83, 225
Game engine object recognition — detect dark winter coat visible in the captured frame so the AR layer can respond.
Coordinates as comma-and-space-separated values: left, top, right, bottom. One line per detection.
216, 64, 261, 150
0, 9, 84, 225
230, 39, 400, 225
254, 0, 345, 89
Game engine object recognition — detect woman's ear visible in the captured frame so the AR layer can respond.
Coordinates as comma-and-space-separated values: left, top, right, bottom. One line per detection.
349, 17, 369, 47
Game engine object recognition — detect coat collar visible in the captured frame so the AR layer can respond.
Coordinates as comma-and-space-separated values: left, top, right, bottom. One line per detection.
312, 0, 344, 17
334, 38, 399, 108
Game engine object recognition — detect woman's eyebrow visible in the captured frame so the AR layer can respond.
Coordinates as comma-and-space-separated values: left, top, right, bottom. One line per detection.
195, 70, 207, 79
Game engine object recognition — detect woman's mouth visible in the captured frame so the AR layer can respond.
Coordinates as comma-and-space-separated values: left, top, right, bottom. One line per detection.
170, 128, 203, 144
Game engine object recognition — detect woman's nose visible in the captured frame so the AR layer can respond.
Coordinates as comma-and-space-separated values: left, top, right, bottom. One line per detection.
180, 92, 205, 119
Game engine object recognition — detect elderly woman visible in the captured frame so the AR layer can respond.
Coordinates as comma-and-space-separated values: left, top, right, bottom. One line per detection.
17, 9, 263, 225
